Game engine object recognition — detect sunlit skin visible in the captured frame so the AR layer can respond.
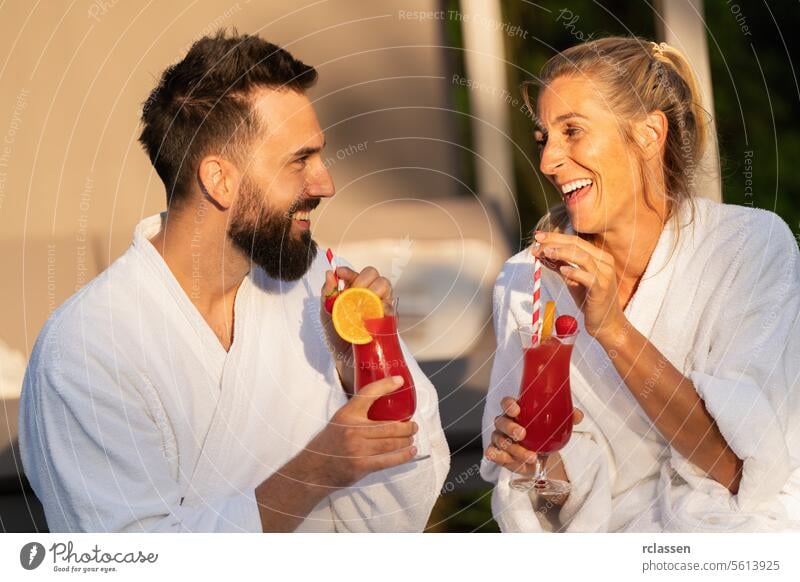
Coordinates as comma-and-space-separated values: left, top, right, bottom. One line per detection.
148, 88, 335, 349
148, 88, 416, 531
486, 75, 743, 500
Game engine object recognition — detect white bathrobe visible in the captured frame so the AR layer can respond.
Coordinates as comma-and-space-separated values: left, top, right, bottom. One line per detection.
19, 214, 450, 532
481, 197, 800, 532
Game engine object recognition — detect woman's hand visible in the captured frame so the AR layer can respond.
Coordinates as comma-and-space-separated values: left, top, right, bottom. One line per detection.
531, 231, 625, 343
485, 396, 583, 475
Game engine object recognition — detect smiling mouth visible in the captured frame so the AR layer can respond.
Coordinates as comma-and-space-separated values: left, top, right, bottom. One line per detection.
560, 178, 593, 205
288, 196, 320, 230
291, 209, 312, 229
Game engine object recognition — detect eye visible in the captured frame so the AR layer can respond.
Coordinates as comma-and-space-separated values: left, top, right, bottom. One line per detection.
565, 126, 582, 138
534, 131, 547, 149
293, 156, 308, 168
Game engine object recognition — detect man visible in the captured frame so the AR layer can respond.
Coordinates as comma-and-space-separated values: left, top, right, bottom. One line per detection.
19, 30, 449, 532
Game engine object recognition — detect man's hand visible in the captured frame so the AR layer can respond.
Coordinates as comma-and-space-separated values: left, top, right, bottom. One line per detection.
320, 265, 395, 393
255, 376, 418, 531
305, 375, 418, 488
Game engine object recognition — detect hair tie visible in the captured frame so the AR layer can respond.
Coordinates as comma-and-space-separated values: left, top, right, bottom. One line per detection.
651, 41, 668, 59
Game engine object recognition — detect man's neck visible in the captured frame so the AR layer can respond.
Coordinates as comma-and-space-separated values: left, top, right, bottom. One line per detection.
148, 209, 250, 349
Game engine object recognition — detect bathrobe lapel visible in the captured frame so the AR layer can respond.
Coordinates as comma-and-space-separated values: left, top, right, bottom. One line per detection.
560, 217, 684, 493
178, 275, 257, 505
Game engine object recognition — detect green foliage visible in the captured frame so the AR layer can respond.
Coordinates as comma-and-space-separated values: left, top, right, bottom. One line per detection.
426, 487, 500, 532
704, 0, 800, 236
443, 0, 478, 196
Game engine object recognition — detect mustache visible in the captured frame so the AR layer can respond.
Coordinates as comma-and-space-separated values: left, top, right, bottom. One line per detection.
286, 197, 320, 216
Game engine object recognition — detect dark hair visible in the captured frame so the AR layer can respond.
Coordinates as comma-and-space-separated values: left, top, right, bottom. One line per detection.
138, 29, 318, 207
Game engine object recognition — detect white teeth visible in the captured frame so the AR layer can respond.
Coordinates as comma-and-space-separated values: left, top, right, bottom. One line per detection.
294, 211, 310, 221
560, 178, 593, 195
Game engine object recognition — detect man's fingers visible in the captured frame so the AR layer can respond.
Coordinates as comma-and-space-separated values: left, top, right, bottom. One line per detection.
334, 267, 394, 304
500, 397, 520, 418
335, 265, 380, 289
364, 420, 417, 439
346, 376, 403, 415
368, 437, 415, 455
335, 266, 359, 285
363, 446, 417, 472
368, 276, 393, 302
322, 270, 337, 296
494, 415, 525, 441
350, 266, 380, 289
573, 408, 584, 425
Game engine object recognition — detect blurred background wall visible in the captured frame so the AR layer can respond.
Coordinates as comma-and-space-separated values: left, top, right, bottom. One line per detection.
1, 0, 798, 533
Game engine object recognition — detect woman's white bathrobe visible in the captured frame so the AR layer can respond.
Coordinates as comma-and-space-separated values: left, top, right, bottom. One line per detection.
19, 214, 450, 532
481, 197, 800, 532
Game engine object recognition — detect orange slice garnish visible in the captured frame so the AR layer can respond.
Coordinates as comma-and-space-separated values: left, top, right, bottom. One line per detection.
331, 288, 385, 344
541, 300, 556, 341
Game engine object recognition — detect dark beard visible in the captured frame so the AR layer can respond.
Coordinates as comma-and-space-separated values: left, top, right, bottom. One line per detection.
227, 179, 318, 281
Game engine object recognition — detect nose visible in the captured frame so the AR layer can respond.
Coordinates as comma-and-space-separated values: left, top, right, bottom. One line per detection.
306, 162, 336, 199
539, 139, 566, 176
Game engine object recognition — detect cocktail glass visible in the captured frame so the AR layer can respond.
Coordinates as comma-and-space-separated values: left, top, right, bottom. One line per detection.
509, 323, 578, 496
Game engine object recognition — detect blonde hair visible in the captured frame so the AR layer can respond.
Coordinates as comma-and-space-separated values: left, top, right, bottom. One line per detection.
524, 37, 710, 235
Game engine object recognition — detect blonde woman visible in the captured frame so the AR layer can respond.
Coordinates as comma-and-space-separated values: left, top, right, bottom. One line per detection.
481, 37, 800, 532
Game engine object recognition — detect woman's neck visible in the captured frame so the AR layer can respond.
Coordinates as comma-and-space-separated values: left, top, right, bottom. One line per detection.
588, 199, 668, 285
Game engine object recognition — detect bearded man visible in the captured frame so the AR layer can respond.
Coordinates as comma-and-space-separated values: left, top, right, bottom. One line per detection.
19, 30, 449, 532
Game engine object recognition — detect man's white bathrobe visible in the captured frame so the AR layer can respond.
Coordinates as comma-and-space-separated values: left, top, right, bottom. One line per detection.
481, 198, 800, 532
20, 214, 450, 532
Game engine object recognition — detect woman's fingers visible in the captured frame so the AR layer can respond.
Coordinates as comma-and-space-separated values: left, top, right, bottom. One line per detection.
540, 244, 598, 275
485, 445, 536, 475
500, 397, 520, 418
491, 431, 537, 464
535, 232, 613, 265
485, 445, 517, 468
558, 264, 596, 289
573, 408, 584, 424
494, 415, 525, 441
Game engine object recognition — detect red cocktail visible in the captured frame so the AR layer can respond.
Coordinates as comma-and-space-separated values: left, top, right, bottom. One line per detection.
353, 312, 416, 421
510, 323, 578, 495
517, 339, 574, 452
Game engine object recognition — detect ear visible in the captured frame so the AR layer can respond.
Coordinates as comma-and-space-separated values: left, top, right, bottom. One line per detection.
197, 156, 240, 210
637, 110, 668, 160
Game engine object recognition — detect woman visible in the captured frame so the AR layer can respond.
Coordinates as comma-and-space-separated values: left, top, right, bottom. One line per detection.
481, 37, 800, 532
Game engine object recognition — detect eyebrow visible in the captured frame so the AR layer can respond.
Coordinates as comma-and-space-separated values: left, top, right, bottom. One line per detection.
533, 112, 588, 132
291, 139, 326, 158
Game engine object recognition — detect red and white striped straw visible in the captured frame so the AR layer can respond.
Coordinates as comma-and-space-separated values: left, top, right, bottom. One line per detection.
532, 257, 542, 331
326, 248, 345, 291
